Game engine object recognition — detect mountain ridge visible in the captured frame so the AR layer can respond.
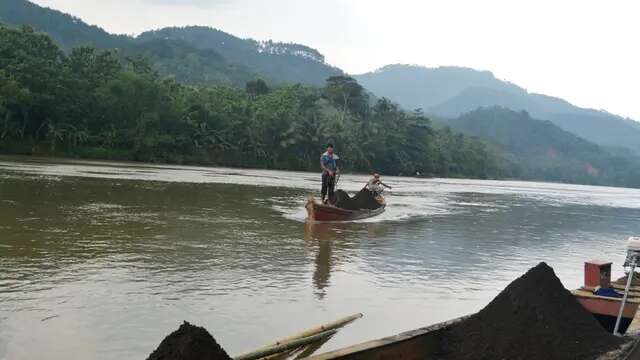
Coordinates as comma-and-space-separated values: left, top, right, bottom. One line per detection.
137, 26, 342, 85
0, 0, 341, 86
443, 106, 640, 187
354, 64, 640, 153
0, 0, 131, 50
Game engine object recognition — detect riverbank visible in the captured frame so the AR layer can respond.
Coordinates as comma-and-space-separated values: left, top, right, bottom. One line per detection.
6, 148, 640, 192
0, 148, 450, 180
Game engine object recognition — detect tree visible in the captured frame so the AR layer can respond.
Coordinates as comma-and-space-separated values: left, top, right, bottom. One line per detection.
323, 76, 369, 121
0, 25, 67, 141
245, 79, 269, 98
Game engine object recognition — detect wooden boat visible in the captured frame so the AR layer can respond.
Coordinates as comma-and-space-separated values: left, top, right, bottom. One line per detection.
307, 317, 467, 360
305, 198, 386, 222
572, 261, 640, 335
572, 288, 640, 334
233, 314, 363, 360
303, 259, 640, 359
307, 314, 640, 360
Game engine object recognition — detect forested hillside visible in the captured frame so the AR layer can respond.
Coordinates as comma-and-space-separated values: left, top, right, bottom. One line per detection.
356, 64, 640, 154
445, 107, 640, 186
0, 25, 498, 179
0, 0, 341, 87
137, 26, 343, 86
119, 39, 258, 87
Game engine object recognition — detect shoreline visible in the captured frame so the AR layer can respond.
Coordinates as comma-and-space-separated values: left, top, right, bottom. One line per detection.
2, 153, 639, 192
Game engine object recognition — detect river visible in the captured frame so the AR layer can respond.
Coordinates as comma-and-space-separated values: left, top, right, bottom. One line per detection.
1, 156, 640, 360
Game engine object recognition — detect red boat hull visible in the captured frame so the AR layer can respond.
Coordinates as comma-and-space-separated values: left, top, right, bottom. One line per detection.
306, 200, 385, 222
573, 289, 640, 334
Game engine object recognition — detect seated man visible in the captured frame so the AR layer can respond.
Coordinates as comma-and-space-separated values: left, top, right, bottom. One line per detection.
366, 173, 391, 195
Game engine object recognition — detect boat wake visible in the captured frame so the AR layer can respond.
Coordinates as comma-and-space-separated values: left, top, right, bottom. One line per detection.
270, 192, 453, 223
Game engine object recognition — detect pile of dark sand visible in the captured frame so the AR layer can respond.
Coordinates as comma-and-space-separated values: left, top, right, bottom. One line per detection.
147, 321, 231, 360
334, 189, 382, 210
442, 262, 624, 360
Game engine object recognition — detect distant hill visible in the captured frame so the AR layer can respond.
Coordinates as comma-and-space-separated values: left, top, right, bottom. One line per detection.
354, 64, 522, 111
355, 64, 640, 154
0, 0, 342, 86
137, 26, 343, 86
444, 107, 640, 187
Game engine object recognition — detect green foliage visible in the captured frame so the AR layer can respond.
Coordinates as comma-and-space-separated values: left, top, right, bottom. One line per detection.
119, 39, 259, 87
0, 25, 500, 180
246, 79, 269, 98
0, 25, 66, 141
323, 76, 369, 120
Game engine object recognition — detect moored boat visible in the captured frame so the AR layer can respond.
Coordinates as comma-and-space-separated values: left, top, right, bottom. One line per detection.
572, 289, 640, 335
572, 260, 640, 335
309, 262, 638, 360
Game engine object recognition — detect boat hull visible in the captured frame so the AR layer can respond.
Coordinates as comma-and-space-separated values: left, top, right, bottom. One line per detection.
306, 200, 385, 222
308, 313, 637, 360
307, 317, 467, 360
573, 289, 640, 334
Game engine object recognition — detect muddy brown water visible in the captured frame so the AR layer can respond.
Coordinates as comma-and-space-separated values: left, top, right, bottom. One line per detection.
2, 156, 640, 360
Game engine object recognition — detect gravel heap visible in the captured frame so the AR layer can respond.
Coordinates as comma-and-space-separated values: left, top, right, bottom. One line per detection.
442, 262, 624, 360
147, 321, 231, 360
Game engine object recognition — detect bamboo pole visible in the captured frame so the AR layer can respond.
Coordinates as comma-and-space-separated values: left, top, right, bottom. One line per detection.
233, 313, 363, 360
292, 337, 332, 359
233, 329, 338, 360
267, 313, 362, 346
263, 336, 333, 360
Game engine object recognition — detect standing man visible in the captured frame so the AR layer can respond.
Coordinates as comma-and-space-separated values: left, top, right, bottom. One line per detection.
320, 143, 339, 203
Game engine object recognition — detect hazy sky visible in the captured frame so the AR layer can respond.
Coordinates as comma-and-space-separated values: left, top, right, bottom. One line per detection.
32, 0, 640, 120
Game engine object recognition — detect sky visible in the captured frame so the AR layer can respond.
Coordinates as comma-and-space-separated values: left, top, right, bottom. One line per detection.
32, 0, 640, 120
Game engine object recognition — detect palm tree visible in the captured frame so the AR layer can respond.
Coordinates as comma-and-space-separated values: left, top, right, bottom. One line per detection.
46, 121, 66, 153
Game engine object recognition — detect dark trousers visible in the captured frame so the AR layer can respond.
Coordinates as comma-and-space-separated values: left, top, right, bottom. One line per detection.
321, 172, 335, 200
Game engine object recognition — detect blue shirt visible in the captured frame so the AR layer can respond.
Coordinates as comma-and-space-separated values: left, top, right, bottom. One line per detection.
321, 152, 337, 172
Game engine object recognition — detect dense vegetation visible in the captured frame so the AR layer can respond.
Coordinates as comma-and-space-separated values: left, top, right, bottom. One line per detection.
119, 39, 258, 87
356, 64, 640, 154
0, 25, 499, 178
445, 107, 640, 187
